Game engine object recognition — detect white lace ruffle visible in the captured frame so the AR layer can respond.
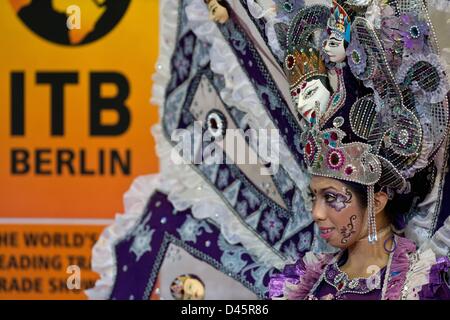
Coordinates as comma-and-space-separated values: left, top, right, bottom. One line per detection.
88, 0, 305, 299
245, 0, 276, 20
365, 0, 382, 29
244, 0, 285, 60
428, 0, 450, 13
419, 213, 450, 257
85, 174, 168, 299
402, 248, 437, 299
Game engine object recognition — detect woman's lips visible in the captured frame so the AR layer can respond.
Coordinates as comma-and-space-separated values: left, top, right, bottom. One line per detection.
319, 227, 335, 240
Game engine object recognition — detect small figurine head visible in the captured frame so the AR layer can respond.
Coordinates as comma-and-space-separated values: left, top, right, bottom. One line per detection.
204, 0, 229, 24
170, 274, 206, 300
323, 1, 351, 63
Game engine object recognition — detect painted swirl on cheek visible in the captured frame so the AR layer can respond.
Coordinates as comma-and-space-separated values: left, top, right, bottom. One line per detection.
327, 189, 352, 212
340, 215, 357, 244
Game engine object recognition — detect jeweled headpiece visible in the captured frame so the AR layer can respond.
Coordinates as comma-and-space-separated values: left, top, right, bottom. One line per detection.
299, 5, 449, 243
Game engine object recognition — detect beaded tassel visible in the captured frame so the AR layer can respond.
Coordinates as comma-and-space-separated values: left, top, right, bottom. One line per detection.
367, 185, 378, 244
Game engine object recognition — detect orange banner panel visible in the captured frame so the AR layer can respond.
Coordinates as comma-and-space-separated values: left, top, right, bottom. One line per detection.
0, 224, 105, 300
0, 0, 160, 219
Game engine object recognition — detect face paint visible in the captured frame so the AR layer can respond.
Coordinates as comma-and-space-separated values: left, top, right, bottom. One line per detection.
310, 177, 365, 249
324, 188, 352, 212
340, 215, 357, 244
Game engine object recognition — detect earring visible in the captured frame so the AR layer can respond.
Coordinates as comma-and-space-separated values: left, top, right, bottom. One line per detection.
367, 185, 378, 244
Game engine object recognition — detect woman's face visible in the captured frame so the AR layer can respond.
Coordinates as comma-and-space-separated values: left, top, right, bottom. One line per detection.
309, 176, 366, 249
323, 34, 346, 63
207, 0, 229, 24
297, 78, 331, 124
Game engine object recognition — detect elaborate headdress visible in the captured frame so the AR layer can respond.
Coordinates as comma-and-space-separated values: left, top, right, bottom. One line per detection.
327, 0, 351, 43
283, 3, 449, 243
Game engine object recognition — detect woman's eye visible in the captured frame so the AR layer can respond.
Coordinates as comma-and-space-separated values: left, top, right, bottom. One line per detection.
324, 194, 336, 202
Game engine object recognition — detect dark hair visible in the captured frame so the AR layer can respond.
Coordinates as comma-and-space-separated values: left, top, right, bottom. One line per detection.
309, 75, 333, 94
342, 164, 435, 228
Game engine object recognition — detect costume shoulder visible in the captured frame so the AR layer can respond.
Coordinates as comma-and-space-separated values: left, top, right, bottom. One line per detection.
269, 251, 334, 300
402, 247, 450, 300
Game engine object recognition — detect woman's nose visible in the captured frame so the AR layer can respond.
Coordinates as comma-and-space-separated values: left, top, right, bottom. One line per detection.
311, 201, 327, 222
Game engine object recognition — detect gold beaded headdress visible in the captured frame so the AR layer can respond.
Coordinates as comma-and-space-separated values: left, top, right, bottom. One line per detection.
300, 9, 449, 243
278, 2, 449, 244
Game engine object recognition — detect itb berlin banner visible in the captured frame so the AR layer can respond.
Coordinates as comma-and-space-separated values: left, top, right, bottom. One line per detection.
0, 0, 159, 299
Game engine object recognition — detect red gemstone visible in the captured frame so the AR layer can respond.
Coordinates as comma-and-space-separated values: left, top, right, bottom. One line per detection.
287, 55, 295, 69
345, 166, 353, 175
330, 153, 340, 165
305, 142, 311, 155
330, 132, 338, 141
337, 282, 344, 290
324, 139, 329, 145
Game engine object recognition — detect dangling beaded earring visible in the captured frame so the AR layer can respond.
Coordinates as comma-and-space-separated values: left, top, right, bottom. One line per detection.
367, 185, 378, 244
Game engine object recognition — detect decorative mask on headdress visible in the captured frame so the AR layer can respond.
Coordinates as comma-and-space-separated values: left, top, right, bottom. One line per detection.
277, 5, 332, 123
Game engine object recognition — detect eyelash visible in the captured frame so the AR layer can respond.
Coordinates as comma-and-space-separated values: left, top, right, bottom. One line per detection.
324, 193, 336, 202
304, 87, 318, 99
328, 41, 339, 47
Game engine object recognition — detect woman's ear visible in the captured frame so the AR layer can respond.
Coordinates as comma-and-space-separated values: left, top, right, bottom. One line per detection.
374, 191, 389, 215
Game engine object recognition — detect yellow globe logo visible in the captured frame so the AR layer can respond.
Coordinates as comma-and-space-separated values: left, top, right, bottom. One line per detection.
10, 0, 130, 46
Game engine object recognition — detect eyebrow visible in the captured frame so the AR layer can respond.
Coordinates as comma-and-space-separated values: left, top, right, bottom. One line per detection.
311, 186, 338, 194
322, 187, 341, 195
329, 37, 340, 41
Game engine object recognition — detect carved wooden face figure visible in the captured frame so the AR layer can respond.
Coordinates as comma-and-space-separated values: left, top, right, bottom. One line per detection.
296, 78, 331, 124
206, 0, 229, 24
309, 176, 366, 249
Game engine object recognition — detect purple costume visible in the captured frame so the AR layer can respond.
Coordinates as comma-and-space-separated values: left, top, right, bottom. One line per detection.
269, 236, 450, 300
